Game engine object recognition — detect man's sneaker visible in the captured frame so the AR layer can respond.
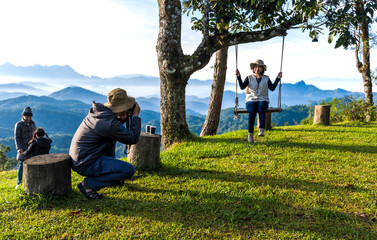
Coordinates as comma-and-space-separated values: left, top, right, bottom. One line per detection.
248, 133, 254, 143
15, 184, 20, 190
258, 128, 265, 137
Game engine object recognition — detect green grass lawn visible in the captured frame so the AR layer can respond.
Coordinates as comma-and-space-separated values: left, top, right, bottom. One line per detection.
1, 122, 377, 239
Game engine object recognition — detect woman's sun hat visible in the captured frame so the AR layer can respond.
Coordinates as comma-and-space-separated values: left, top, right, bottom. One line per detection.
250, 59, 267, 71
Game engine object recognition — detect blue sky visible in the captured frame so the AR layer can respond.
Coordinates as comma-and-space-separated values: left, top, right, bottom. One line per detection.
0, 0, 376, 92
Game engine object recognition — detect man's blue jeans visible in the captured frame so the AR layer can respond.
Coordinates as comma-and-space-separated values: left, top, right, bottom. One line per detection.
246, 101, 269, 133
77, 156, 135, 191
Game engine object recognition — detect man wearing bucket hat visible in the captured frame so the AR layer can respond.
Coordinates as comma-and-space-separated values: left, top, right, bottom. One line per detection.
236, 59, 282, 143
14, 107, 37, 189
69, 88, 141, 200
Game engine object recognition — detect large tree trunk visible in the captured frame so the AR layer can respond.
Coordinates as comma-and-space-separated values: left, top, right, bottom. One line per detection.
157, 0, 192, 149
356, 1, 374, 121
200, 47, 228, 136
160, 72, 191, 148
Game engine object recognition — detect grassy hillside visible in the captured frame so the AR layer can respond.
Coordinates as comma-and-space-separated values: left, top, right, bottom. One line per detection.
1, 122, 377, 239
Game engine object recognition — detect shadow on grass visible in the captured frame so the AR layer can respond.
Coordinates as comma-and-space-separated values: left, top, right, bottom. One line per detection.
188, 134, 377, 154
265, 140, 377, 154
77, 180, 376, 239
151, 164, 369, 194
277, 124, 377, 134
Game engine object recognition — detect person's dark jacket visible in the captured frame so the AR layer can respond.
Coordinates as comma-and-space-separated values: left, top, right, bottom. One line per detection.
23, 137, 52, 159
14, 119, 37, 151
69, 102, 141, 173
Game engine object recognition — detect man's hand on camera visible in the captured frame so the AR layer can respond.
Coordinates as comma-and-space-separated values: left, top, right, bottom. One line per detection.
133, 102, 140, 117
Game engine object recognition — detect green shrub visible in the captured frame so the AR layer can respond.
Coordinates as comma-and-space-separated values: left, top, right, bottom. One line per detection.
341, 97, 376, 122
301, 96, 376, 124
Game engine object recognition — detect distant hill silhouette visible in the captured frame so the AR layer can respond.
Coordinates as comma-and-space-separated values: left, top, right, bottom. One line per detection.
0, 62, 93, 79
0, 83, 49, 96
0, 91, 27, 101
49, 86, 107, 104
0, 95, 89, 114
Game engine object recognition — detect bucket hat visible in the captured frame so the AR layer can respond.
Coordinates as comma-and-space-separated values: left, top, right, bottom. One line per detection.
104, 88, 135, 113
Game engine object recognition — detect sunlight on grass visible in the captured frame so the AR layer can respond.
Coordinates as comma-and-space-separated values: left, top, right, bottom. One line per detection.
1, 122, 377, 239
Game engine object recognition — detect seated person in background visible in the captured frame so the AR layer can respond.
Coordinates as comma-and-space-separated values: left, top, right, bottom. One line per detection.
23, 127, 52, 158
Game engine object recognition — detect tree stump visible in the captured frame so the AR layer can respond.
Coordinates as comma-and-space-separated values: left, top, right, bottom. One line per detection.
314, 105, 331, 125
257, 112, 272, 130
128, 133, 161, 169
23, 153, 72, 195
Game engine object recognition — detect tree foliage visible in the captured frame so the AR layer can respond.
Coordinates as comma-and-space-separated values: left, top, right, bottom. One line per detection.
183, 0, 295, 33
0, 144, 16, 171
182, 0, 324, 37
314, 0, 377, 48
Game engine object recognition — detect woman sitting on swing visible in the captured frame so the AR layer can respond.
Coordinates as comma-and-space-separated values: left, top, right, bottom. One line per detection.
236, 59, 282, 143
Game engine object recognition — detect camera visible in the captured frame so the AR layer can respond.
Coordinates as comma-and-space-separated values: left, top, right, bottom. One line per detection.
124, 103, 137, 156
127, 103, 136, 117
125, 103, 136, 129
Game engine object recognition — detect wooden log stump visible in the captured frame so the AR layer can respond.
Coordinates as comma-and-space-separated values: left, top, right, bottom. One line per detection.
257, 112, 272, 130
23, 153, 72, 195
314, 105, 331, 125
128, 132, 161, 169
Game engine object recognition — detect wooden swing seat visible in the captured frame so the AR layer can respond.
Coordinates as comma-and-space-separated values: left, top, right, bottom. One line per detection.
233, 107, 282, 130
234, 107, 283, 114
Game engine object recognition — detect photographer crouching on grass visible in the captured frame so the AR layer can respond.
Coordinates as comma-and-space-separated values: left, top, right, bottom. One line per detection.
69, 88, 141, 200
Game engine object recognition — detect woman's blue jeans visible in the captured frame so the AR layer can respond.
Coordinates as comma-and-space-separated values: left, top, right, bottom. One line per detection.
77, 156, 135, 191
246, 101, 269, 133
16, 161, 23, 185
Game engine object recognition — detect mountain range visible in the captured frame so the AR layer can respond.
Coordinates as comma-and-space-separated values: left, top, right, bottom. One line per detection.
0, 62, 373, 108
0, 83, 371, 116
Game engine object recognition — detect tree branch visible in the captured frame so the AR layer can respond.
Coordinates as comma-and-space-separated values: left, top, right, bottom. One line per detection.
186, 17, 303, 74
203, 0, 209, 42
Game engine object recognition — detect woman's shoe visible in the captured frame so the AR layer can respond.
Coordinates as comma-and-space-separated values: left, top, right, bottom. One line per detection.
258, 128, 265, 137
248, 133, 254, 143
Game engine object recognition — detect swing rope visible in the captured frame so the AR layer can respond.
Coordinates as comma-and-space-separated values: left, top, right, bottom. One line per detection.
278, 35, 285, 109
234, 38, 239, 119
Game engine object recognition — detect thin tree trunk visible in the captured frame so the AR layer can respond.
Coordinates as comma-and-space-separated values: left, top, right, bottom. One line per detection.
200, 47, 228, 136
356, 0, 374, 121
360, 19, 373, 104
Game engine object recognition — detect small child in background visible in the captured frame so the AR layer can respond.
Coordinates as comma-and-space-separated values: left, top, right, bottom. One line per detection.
23, 127, 52, 158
